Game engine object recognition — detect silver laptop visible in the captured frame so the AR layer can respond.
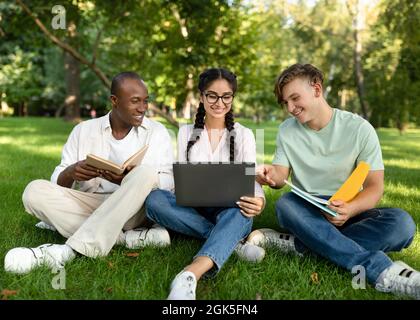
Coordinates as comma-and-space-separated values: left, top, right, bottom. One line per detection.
173, 162, 255, 207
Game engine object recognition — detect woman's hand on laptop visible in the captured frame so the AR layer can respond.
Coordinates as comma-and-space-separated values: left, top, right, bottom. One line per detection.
237, 196, 265, 218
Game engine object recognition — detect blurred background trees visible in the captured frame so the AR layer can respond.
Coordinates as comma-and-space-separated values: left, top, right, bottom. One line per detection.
1, 0, 419, 130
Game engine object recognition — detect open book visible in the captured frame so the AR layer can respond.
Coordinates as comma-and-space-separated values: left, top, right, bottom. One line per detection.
284, 161, 370, 217
85, 145, 148, 175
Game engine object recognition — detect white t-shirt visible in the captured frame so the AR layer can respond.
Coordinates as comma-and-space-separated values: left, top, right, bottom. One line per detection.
98, 127, 144, 193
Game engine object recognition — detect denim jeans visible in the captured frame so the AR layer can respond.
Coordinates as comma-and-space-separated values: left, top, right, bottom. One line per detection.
145, 189, 253, 276
276, 192, 416, 284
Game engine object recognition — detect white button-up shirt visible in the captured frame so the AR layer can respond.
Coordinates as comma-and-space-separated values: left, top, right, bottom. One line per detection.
51, 112, 174, 193
177, 122, 265, 199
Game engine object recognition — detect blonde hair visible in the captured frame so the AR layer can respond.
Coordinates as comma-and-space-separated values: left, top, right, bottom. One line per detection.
274, 64, 324, 104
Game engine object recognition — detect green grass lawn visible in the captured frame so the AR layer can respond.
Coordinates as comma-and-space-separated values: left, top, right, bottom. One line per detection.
0, 116, 419, 300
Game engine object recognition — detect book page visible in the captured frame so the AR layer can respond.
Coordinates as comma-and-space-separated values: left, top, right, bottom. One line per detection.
85, 154, 124, 174
289, 189, 337, 217
122, 145, 148, 170
284, 180, 330, 205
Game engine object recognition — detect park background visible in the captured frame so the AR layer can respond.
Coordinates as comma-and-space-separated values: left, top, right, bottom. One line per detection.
0, 0, 419, 299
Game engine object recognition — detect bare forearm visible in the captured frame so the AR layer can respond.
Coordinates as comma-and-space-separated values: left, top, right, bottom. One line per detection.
271, 165, 289, 189
56, 161, 100, 188
349, 185, 383, 216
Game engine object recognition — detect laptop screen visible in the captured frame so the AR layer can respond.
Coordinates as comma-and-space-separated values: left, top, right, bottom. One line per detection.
173, 162, 255, 207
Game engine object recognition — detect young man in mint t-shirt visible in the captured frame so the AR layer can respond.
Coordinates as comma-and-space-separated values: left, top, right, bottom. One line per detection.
250, 63, 419, 299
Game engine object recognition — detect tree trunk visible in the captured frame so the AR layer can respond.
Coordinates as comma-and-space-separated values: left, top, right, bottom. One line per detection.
396, 109, 409, 134
324, 63, 335, 100
352, 0, 369, 119
64, 50, 81, 121
340, 89, 347, 108
55, 104, 65, 118
173, 4, 193, 122
63, 21, 81, 121
13, 102, 27, 116
182, 99, 191, 119
183, 77, 197, 120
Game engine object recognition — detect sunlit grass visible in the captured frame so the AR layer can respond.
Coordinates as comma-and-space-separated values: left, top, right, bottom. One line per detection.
0, 117, 419, 300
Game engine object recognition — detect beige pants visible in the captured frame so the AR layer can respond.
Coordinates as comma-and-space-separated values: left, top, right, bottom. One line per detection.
22, 165, 158, 257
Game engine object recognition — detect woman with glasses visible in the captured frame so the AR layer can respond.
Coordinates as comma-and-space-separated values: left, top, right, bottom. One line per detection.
145, 68, 265, 300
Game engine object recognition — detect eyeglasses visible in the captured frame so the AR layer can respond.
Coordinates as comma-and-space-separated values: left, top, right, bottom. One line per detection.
203, 92, 235, 105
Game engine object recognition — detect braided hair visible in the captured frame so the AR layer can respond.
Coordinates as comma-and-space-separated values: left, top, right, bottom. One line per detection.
186, 68, 237, 162
224, 108, 236, 162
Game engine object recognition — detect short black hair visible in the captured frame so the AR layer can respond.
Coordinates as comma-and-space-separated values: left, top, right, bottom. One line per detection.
110, 71, 144, 97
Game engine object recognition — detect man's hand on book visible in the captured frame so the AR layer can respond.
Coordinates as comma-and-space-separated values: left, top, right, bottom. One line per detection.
101, 165, 135, 185
324, 200, 357, 227
69, 160, 101, 182
237, 196, 265, 218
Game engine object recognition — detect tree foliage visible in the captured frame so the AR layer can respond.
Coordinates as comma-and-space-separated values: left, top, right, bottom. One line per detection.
0, 0, 419, 128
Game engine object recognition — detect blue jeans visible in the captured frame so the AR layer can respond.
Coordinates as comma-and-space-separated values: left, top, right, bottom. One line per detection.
276, 192, 416, 284
145, 189, 253, 276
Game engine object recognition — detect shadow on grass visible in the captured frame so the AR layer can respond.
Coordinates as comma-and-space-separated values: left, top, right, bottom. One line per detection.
384, 165, 420, 191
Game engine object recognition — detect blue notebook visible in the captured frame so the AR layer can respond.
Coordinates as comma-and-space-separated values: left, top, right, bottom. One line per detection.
284, 180, 338, 217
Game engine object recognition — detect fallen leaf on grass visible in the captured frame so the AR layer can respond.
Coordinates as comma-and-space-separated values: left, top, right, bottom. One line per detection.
105, 287, 113, 293
108, 261, 114, 268
255, 293, 262, 300
126, 252, 139, 257
310, 272, 320, 284
1, 289, 18, 300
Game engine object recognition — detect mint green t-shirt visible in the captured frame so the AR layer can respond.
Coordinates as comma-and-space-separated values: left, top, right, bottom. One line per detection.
272, 108, 384, 196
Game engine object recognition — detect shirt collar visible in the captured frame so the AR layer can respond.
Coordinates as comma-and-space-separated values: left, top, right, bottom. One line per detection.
101, 112, 112, 132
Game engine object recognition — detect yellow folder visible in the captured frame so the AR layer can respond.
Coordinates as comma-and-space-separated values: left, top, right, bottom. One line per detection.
328, 161, 370, 203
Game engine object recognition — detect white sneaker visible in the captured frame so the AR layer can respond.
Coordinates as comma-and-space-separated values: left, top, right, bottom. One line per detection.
234, 242, 265, 263
375, 261, 420, 300
167, 270, 197, 300
4, 244, 76, 274
35, 221, 57, 232
124, 224, 170, 249
247, 228, 302, 257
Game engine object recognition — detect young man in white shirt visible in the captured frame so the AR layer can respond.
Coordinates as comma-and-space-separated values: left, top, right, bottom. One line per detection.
250, 63, 420, 300
4, 72, 174, 274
